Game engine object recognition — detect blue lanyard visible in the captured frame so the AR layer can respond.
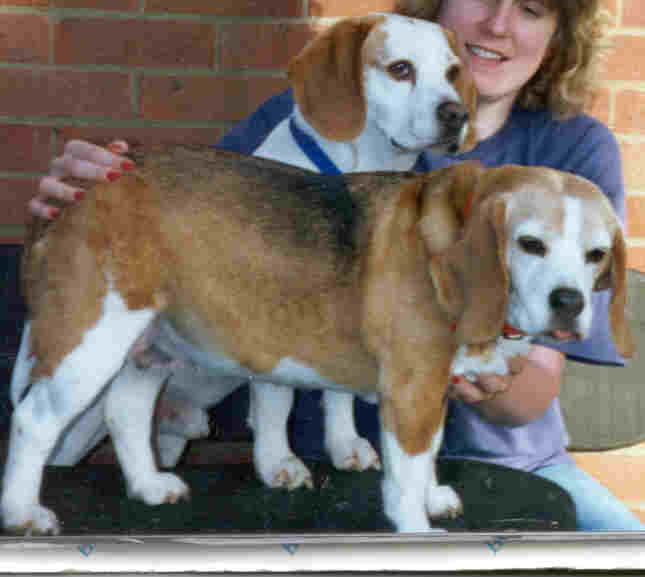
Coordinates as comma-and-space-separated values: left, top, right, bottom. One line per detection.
289, 118, 341, 175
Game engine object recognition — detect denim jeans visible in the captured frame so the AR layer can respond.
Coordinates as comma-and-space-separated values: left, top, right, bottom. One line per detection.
535, 463, 645, 531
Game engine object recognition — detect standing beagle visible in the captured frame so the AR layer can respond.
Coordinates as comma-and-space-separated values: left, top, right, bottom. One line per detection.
2, 153, 632, 534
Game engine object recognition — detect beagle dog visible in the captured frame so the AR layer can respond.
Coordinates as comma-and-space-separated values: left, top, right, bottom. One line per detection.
2, 152, 632, 535
21, 12, 477, 489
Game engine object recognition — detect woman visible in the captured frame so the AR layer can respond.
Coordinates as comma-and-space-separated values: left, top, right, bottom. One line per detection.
27, 0, 644, 530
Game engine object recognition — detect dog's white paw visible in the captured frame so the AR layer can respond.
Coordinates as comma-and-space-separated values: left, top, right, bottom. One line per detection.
2, 503, 61, 536
328, 437, 381, 472
426, 484, 462, 519
128, 472, 191, 505
260, 456, 313, 490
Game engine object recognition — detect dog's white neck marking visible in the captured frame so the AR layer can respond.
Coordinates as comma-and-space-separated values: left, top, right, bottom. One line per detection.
291, 108, 420, 173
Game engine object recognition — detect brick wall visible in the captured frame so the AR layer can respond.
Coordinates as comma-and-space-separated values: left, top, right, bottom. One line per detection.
0, 1, 643, 253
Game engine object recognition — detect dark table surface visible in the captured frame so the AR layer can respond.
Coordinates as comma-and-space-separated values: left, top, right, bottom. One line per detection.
29, 458, 576, 535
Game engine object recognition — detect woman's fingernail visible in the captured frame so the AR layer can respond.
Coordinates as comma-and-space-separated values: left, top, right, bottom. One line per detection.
108, 142, 126, 155
48, 207, 60, 220
451, 376, 460, 385
106, 170, 121, 182
74, 190, 84, 201
121, 160, 135, 172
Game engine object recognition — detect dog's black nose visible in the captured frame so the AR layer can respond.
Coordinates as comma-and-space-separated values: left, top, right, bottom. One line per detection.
549, 288, 584, 320
437, 100, 468, 131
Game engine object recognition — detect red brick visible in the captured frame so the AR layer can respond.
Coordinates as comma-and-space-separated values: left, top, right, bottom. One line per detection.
0, 125, 51, 173
590, 87, 610, 126
614, 90, 645, 134
309, 0, 396, 17
220, 22, 316, 71
0, 14, 49, 64
140, 75, 288, 123
0, 0, 47, 5
621, 141, 645, 190
55, 19, 215, 68
573, 453, 645, 505
605, 35, 645, 83
627, 196, 645, 237
51, 0, 138, 9
55, 125, 224, 153
145, 0, 304, 17
627, 246, 645, 272
0, 69, 133, 119
602, 0, 618, 24
623, 0, 645, 27
0, 178, 37, 228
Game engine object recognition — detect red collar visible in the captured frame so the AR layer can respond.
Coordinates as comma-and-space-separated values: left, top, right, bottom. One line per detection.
450, 321, 525, 340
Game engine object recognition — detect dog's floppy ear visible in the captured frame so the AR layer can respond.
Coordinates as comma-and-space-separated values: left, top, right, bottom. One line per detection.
430, 195, 509, 344
288, 16, 383, 142
441, 28, 478, 153
418, 161, 483, 255
594, 226, 635, 358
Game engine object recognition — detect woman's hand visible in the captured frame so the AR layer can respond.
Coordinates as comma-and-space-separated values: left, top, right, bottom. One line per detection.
448, 355, 526, 404
447, 346, 565, 426
29, 140, 133, 219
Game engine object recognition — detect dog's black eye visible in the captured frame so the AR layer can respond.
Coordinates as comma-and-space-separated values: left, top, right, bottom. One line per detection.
518, 236, 547, 257
388, 60, 415, 82
586, 248, 607, 264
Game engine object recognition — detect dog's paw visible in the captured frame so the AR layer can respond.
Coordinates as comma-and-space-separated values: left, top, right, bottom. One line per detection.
328, 436, 381, 472
260, 456, 313, 490
426, 484, 462, 519
451, 337, 531, 381
128, 472, 191, 505
2, 504, 60, 536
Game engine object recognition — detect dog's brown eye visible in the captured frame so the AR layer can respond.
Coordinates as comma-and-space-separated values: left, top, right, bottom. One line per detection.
518, 236, 547, 257
446, 64, 460, 83
388, 60, 414, 82
586, 248, 607, 264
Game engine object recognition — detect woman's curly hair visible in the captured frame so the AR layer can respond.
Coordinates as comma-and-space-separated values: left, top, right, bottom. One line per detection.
395, 0, 612, 118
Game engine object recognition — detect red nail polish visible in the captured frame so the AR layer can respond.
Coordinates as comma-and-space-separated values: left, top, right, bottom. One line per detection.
74, 189, 84, 201
121, 160, 135, 172
106, 170, 121, 182
48, 207, 60, 220
451, 376, 460, 385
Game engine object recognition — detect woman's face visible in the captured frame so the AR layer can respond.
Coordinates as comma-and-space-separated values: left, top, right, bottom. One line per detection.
438, 0, 558, 106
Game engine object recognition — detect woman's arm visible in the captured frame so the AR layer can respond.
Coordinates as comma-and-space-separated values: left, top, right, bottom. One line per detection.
449, 345, 565, 426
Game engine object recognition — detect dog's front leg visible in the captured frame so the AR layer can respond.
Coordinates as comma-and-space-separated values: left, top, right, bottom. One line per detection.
380, 398, 461, 533
249, 380, 313, 489
104, 359, 190, 505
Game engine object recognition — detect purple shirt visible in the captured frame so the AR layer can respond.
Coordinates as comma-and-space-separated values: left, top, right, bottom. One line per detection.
217, 90, 626, 472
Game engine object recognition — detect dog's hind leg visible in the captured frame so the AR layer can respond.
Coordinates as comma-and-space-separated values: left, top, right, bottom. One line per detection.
104, 359, 190, 505
1, 293, 157, 535
49, 389, 110, 465
9, 321, 35, 407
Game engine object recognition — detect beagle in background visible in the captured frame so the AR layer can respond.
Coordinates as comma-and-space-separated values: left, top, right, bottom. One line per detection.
246, 11, 476, 489
2, 151, 632, 535
25, 11, 477, 489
